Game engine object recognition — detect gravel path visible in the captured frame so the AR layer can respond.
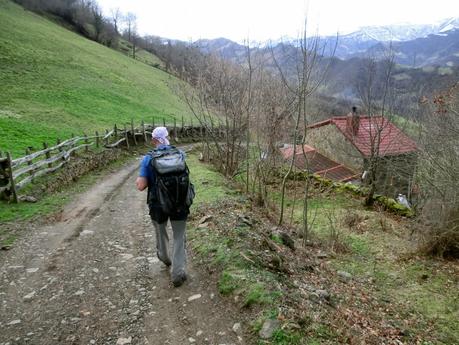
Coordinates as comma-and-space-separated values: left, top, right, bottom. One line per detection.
0, 159, 243, 345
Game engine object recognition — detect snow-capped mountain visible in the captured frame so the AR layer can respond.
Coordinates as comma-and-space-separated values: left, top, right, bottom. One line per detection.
321, 17, 459, 59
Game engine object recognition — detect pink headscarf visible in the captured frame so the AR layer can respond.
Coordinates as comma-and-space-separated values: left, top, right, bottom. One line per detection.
152, 126, 170, 145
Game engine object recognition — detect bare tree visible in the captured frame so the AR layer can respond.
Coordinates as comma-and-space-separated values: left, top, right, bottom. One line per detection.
110, 7, 121, 34
178, 53, 253, 178
417, 83, 459, 257
124, 12, 137, 42
355, 49, 417, 206
90, 3, 104, 42
272, 21, 336, 244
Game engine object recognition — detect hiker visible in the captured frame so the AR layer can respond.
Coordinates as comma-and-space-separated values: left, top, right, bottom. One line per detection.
136, 126, 194, 287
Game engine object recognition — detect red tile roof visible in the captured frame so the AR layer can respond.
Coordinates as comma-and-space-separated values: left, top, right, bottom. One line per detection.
279, 145, 359, 182
308, 116, 417, 157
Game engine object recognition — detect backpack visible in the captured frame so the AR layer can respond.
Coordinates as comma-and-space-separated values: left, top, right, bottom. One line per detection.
149, 146, 195, 214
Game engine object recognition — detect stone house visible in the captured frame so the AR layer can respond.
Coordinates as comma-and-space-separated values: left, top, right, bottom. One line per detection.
306, 109, 418, 197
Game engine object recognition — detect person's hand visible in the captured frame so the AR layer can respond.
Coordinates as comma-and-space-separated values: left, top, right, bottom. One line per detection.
136, 177, 148, 191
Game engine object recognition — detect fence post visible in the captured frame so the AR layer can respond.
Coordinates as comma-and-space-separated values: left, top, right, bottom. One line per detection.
104, 129, 109, 146
57, 138, 65, 161
25, 148, 34, 183
142, 120, 147, 144
173, 118, 177, 142
114, 124, 118, 140
6, 152, 18, 203
162, 117, 166, 127
95, 131, 99, 148
152, 117, 155, 129
124, 124, 130, 149
84, 133, 89, 152
70, 134, 75, 157
43, 142, 52, 168
131, 119, 137, 146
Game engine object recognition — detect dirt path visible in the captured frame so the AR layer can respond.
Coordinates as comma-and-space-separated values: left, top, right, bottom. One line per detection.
0, 159, 244, 345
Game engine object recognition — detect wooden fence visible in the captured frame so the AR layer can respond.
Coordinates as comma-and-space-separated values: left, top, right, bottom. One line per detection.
0, 119, 222, 203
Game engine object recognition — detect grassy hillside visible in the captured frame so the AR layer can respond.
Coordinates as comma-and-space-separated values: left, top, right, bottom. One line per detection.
0, 0, 191, 156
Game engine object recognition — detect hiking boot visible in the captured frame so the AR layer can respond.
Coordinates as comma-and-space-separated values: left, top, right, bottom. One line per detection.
157, 252, 171, 266
172, 272, 187, 287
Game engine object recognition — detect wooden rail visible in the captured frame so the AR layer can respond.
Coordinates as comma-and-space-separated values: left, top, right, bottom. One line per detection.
0, 119, 220, 203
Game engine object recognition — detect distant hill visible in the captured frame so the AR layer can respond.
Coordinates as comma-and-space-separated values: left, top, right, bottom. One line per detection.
187, 35, 458, 118
362, 29, 459, 67
195, 38, 247, 59
0, 0, 191, 156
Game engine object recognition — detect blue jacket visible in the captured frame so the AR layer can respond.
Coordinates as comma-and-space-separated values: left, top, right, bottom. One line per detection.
139, 144, 170, 203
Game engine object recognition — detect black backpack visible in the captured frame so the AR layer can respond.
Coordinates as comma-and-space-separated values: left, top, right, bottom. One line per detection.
149, 146, 195, 214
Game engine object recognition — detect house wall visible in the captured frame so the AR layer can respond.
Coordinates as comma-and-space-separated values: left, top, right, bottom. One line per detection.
306, 125, 363, 171
365, 153, 418, 197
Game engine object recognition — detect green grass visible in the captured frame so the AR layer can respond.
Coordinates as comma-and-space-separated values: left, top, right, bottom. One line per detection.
218, 270, 242, 295
0, 151, 133, 223
244, 283, 281, 307
270, 329, 302, 345
0, 0, 192, 156
187, 152, 287, 343
270, 180, 458, 343
187, 153, 231, 206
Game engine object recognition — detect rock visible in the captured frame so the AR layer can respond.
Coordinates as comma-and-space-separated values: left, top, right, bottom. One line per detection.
198, 215, 213, 224
20, 195, 37, 203
198, 222, 209, 228
23, 291, 36, 300
188, 338, 196, 343
26, 268, 39, 273
337, 270, 352, 282
188, 294, 202, 302
116, 337, 132, 345
196, 330, 203, 337
259, 319, 279, 339
316, 289, 330, 301
7, 319, 21, 326
316, 252, 328, 259
74, 290, 84, 296
232, 323, 242, 334
81, 230, 94, 236
120, 253, 134, 260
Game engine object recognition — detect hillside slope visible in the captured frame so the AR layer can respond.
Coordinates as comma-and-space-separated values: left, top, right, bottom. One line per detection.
0, 0, 191, 156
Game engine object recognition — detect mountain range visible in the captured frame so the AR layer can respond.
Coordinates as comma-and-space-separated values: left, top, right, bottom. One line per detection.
319, 17, 459, 60
193, 17, 459, 68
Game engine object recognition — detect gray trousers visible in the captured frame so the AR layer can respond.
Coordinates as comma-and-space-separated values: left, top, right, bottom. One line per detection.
151, 219, 187, 279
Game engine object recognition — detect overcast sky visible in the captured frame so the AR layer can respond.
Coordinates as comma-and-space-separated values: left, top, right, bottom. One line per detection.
97, 0, 459, 42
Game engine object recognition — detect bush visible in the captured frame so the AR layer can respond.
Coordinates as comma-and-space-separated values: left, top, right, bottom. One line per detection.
416, 84, 459, 258
419, 204, 459, 258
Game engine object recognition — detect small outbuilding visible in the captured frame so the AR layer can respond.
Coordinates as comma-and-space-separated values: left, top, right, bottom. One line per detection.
279, 144, 359, 182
